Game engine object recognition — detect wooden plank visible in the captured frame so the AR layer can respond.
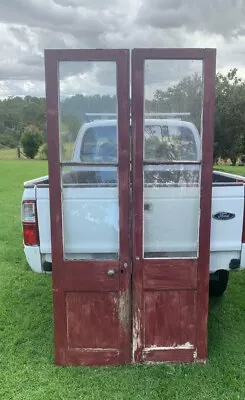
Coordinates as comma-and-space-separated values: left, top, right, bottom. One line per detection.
45, 48, 129, 62
132, 49, 145, 363
57, 262, 119, 292
144, 291, 196, 348
142, 348, 195, 363
45, 51, 67, 366
45, 50, 63, 267
66, 292, 119, 349
117, 50, 132, 364
132, 48, 206, 61
196, 48, 216, 362
66, 349, 120, 366
143, 262, 197, 290
52, 289, 68, 365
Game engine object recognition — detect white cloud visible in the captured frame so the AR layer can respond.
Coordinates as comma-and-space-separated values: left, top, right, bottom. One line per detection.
0, 0, 245, 98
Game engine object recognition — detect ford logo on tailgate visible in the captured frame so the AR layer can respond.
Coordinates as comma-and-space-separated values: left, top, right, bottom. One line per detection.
212, 211, 235, 220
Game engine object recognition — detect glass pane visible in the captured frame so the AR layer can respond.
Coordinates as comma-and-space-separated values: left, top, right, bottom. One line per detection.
144, 122, 200, 162
58, 61, 119, 260
61, 166, 119, 260
144, 59, 203, 162
144, 165, 200, 258
143, 59, 203, 259
58, 61, 118, 162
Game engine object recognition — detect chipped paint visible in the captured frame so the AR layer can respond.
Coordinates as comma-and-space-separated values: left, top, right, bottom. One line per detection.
118, 289, 130, 330
144, 342, 194, 352
193, 349, 197, 360
68, 348, 119, 353
132, 308, 141, 360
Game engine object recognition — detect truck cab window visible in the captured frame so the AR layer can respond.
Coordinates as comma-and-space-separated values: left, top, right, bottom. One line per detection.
80, 126, 117, 162
144, 124, 198, 162
79, 125, 118, 185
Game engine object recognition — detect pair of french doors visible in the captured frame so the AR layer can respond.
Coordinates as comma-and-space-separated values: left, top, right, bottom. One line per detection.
45, 48, 216, 365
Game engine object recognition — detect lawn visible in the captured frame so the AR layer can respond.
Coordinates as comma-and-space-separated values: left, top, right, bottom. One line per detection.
214, 165, 245, 176
0, 160, 245, 399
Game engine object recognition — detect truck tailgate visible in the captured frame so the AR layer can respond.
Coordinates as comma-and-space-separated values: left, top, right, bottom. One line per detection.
36, 184, 244, 259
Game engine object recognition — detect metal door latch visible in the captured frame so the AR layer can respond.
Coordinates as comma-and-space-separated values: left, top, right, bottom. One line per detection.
107, 269, 116, 276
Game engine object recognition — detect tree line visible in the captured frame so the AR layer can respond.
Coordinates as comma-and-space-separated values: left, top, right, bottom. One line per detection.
0, 68, 244, 163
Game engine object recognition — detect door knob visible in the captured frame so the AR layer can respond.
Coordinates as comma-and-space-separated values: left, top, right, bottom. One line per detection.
107, 269, 116, 276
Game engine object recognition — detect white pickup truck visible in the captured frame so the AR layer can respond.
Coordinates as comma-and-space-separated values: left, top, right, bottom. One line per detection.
21, 117, 245, 296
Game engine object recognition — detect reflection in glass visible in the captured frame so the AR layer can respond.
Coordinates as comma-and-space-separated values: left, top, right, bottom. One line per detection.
58, 61, 119, 260
80, 125, 117, 162
143, 59, 203, 259
144, 59, 203, 157
61, 167, 119, 260
58, 61, 117, 162
144, 166, 200, 259
62, 166, 117, 186
144, 122, 200, 162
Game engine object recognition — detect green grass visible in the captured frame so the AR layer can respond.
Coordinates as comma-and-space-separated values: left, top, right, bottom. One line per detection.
0, 148, 21, 160
1, 161, 245, 399
214, 165, 245, 176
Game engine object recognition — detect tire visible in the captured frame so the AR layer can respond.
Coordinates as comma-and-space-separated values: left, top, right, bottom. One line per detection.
209, 270, 229, 297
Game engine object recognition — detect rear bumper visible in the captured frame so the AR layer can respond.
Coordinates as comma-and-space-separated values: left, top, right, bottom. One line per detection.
24, 246, 244, 274
24, 245, 43, 273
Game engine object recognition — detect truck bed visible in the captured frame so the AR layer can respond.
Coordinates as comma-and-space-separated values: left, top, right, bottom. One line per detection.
22, 169, 245, 273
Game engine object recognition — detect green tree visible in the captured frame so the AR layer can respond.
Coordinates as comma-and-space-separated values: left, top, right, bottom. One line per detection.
21, 125, 43, 159
215, 68, 245, 164
147, 68, 245, 165
147, 73, 203, 132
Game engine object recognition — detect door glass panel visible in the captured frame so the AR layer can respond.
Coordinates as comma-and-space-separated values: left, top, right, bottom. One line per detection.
143, 60, 203, 258
144, 165, 200, 258
58, 61, 119, 260
144, 122, 200, 162
59, 61, 118, 162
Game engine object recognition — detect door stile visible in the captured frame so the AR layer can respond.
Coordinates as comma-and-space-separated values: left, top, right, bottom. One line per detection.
196, 49, 216, 362
116, 51, 131, 364
131, 50, 145, 362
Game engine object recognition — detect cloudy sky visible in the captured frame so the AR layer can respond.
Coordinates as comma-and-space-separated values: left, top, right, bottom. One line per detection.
0, 0, 245, 99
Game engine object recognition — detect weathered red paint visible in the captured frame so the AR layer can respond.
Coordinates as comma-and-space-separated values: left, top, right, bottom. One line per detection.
131, 48, 216, 364
144, 291, 196, 347
131, 49, 145, 363
66, 292, 119, 349
196, 49, 216, 362
143, 349, 195, 363
143, 260, 197, 290
45, 47, 216, 366
45, 49, 131, 366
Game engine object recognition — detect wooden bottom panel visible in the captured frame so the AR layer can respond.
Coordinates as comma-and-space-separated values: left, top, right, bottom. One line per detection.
142, 348, 195, 363
143, 262, 197, 290
144, 290, 196, 348
66, 292, 119, 349
65, 349, 120, 366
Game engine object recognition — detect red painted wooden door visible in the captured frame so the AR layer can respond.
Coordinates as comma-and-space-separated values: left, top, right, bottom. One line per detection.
45, 49, 131, 365
131, 48, 216, 363
45, 48, 216, 366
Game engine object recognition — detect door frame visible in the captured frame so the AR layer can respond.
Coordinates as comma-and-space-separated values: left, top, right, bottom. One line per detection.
45, 49, 131, 365
131, 48, 216, 363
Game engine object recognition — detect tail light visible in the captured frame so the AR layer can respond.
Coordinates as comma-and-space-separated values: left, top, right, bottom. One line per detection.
22, 201, 39, 246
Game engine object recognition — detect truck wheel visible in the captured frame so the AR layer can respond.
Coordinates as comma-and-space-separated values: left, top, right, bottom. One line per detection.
209, 270, 229, 297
